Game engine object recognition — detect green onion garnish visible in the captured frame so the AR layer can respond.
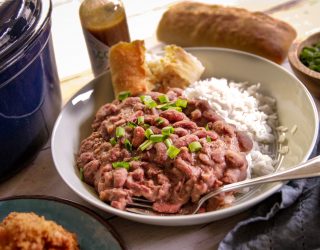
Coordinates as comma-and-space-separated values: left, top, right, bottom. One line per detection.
137, 116, 144, 125
205, 124, 210, 131
79, 168, 84, 181
124, 139, 132, 151
139, 140, 153, 151
140, 95, 157, 108
157, 103, 174, 110
118, 91, 131, 101
127, 121, 137, 128
116, 126, 125, 138
131, 156, 141, 161
158, 95, 170, 103
150, 134, 165, 143
143, 123, 150, 129
162, 126, 174, 136
166, 145, 180, 159
109, 137, 117, 146
206, 136, 212, 142
156, 117, 164, 125
168, 106, 182, 112
112, 161, 130, 170
188, 141, 202, 152
175, 98, 188, 108
145, 128, 154, 138
164, 138, 172, 148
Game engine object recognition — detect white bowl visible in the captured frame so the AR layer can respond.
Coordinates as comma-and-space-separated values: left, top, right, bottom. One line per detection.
52, 48, 318, 226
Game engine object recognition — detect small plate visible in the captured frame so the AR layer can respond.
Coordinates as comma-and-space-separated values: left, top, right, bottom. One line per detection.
0, 195, 125, 250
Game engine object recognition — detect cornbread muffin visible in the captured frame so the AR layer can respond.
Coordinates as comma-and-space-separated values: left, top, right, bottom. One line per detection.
0, 212, 79, 250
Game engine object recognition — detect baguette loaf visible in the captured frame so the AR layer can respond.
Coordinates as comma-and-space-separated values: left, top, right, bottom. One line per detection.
157, 2, 297, 64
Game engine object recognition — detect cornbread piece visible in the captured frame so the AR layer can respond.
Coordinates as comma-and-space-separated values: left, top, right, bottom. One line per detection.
0, 212, 79, 250
157, 2, 297, 64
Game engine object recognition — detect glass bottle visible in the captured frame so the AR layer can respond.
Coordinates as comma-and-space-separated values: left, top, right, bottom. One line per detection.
79, 0, 130, 77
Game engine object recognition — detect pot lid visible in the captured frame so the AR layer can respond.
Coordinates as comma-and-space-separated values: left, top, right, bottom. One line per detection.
0, 0, 41, 62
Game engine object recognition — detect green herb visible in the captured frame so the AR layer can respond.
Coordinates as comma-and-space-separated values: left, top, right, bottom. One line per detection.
137, 116, 144, 125
145, 128, 154, 138
140, 95, 157, 108
109, 137, 117, 146
206, 136, 212, 142
150, 134, 166, 142
156, 102, 175, 110
156, 117, 164, 125
131, 156, 141, 161
79, 168, 84, 181
164, 138, 172, 148
112, 161, 130, 170
118, 91, 131, 101
166, 145, 181, 159
175, 98, 188, 108
116, 126, 125, 138
188, 141, 202, 152
127, 121, 137, 128
168, 106, 182, 112
205, 124, 210, 131
158, 95, 170, 103
162, 126, 174, 136
139, 140, 153, 151
300, 42, 320, 72
124, 139, 132, 152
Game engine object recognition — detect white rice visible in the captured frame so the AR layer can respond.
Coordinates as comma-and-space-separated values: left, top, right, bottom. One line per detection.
184, 77, 278, 177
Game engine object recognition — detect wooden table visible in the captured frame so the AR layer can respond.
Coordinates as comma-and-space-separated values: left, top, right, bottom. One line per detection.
1, 1, 320, 249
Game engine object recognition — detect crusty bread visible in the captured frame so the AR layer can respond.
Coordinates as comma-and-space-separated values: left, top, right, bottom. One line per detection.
157, 2, 297, 64
109, 40, 154, 97
109, 40, 204, 96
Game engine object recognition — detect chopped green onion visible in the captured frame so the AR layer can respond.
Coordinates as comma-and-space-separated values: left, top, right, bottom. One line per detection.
124, 139, 132, 152
164, 138, 172, 148
146, 100, 157, 108
112, 161, 130, 170
118, 91, 131, 101
137, 116, 144, 125
145, 128, 154, 138
140, 95, 157, 108
116, 126, 125, 138
131, 156, 141, 161
175, 98, 188, 108
140, 95, 151, 102
206, 136, 212, 142
139, 140, 153, 151
188, 141, 202, 152
158, 95, 170, 103
205, 124, 210, 131
150, 134, 166, 142
162, 126, 174, 136
156, 117, 164, 125
143, 123, 150, 129
157, 102, 174, 110
168, 106, 182, 112
167, 145, 180, 159
109, 137, 117, 146
79, 168, 84, 181
127, 121, 137, 128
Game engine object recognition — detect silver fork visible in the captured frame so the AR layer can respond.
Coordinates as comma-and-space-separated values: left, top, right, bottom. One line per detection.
126, 155, 320, 215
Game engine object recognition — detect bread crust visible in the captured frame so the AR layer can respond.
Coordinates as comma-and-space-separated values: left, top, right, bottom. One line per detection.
157, 2, 297, 64
109, 40, 154, 97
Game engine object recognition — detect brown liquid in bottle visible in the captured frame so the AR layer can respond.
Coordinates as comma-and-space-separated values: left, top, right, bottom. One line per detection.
79, 0, 130, 76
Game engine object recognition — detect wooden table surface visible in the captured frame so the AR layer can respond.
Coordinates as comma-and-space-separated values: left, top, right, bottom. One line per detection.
1, 1, 320, 249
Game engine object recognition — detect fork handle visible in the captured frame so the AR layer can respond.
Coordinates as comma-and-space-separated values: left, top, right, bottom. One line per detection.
212, 155, 320, 197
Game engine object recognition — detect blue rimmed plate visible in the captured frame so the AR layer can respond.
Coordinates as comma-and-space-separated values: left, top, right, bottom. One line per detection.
0, 195, 125, 250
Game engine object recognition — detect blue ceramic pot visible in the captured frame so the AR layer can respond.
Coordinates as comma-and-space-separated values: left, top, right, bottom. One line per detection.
0, 0, 61, 181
